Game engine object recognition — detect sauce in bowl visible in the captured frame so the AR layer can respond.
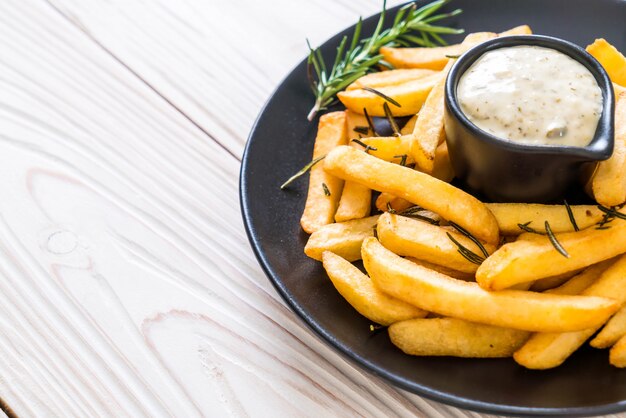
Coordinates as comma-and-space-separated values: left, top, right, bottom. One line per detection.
457, 45, 603, 147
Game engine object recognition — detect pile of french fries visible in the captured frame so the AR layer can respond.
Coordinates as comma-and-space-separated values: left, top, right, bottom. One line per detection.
297, 25, 626, 369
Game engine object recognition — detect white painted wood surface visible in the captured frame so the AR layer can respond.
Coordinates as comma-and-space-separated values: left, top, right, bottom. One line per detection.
0, 1, 619, 417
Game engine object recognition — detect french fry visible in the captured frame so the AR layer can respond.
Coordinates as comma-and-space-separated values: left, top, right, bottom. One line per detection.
400, 115, 418, 135
544, 260, 615, 295
300, 112, 348, 233
389, 317, 529, 358
380, 32, 497, 70
347, 69, 437, 91
322, 252, 425, 325
485, 203, 605, 235
410, 62, 449, 173
362, 238, 619, 332
304, 215, 379, 261
337, 73, 442, 117
375, 193, 414, 213
586, 39, 626, 86
377, 213, 495, 274
530, 270, 581, 292
514, 257, 624, 369
336, 111, 373, 222
498, 25, 533, 36
432, 142, 455, 182
590, 306, 626, 348
360, 135, 414, 163
406, 257, 475, 281
324, 146, 500, 243
476, 216, 626, 290
591, 90, 626, 206
610, 335, 626, 367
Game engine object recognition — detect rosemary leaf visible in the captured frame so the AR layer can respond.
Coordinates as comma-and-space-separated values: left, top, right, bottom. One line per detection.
352, 138, 377, 153
598, 205, 626, 220
353, 126, 370, 135
545, 221, 569, 258
322, 183, 331, 196
363, 86, 402, 108
280, 155, 325, 189
394, 154, 408, 166
386, 202, 396, 214
449, 221, 489, 258
445, 54, 460, 59
446, 232, 484, 265
563, 200, 579, 231
363, 107, 379, 136
383, 102, 401, 136
517, 221, 545, 235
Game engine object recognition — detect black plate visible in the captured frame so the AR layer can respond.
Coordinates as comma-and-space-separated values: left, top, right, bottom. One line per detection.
240, 1, 626, 415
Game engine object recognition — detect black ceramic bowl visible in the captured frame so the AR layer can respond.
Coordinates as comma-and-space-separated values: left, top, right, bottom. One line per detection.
444, 35, 615, 203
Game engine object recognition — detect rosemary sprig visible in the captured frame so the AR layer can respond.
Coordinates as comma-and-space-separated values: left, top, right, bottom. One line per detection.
306, 0, 463, 120
545, 221, 569, 258
352, 138, 377, 153
394, 154, 408, 166
363, 86, 402, 108
597, 205, 626, 221
281, 155, 325, 189
363, 107, 379, 136
564, 200, 579, 231
446, 232, 485, 265
322, 183, 331, 196
399, 206, 440, 225
383, 102, 401, 136
517, 221, 569, 258
449, 221, 489, 258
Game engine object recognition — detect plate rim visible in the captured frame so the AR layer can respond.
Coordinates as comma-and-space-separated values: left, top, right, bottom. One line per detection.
239, 2, 626, 415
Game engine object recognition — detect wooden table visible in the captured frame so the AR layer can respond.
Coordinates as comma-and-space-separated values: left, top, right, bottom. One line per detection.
0, 1, 621, 417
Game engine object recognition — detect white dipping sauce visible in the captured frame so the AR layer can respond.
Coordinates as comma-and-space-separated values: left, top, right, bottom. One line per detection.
457, 45, 603, 147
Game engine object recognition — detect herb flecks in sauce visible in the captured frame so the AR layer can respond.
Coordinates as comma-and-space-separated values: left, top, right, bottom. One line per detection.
458, 46, 602, 147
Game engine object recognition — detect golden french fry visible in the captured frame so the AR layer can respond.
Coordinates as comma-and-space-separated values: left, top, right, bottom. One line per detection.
544, 258, 617, 295
322, 251, 426, 325
380, 32, 497, 70
514, 257, 624, 369
324, 146, 500, 243
544, 260, 614, 295
530, 270, 582, 292
336, 111, 373, 222
498, 25, 533, 36
389, 317, 529, 358
345, 110, 374, 138
591, 306, 626, 348
377, 213, 495, 274
432, 142, 455, 182
375, 192, 414, 213
409, 62, 450, 173
400, 115, 418, 135
406, 257, 475, 281
362, 238, 618, 332
300, 112, 347, 233
337, 73, 441, 117
610, 334, 626, 367
360, 135, 414, 163
476, 216, 626, 290
347, 69, 437, 91
586, 39, 626, 86
485, 203, 604, 235
591, 90, 626, 206
304, 215, 379, 261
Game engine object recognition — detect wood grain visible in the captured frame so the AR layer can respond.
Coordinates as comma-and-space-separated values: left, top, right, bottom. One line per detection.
0, 0, 619, 417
